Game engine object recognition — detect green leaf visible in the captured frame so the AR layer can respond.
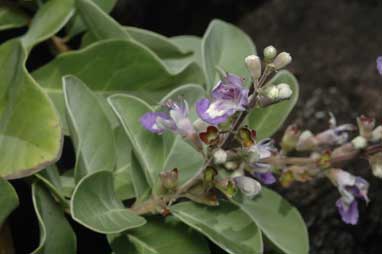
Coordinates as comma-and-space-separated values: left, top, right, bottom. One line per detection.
82, 27, 190, 60
71, 170, 146, 233
108, 94, 165, 187
0, 3, 29, 31
109, 217, 210, 254
76, 0, 130, 41
35, 166, 68, 208
0, 178, 18, 226
129, 152, 151, 200
0, 40, 62, 179
171, 201, 263, 254
113, 126, 136, 200
66, 0, 116, 38
202, 19, 256, 91
31, 183, 76, 254
21, 0, 74, 50
231, 188, 309, 254
171, 35, 203, 67
248, 70, 299, 140
63, 75, 116, 182
109, 85, 205, 189
33, 39, 203, 133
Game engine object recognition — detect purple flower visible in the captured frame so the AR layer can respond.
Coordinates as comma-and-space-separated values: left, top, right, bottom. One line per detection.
140, 99, 195, 138
254, 171, 276, 185
377, 56, 382, 75
196, 73, 248, 125
336, 199, 359, 225
330, 169, 369, 225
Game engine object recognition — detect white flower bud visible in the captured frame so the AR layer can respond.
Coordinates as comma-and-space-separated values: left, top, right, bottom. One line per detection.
213, 149, 227, 164
245, 55, 262, 80
371, 125, 382, 142
369, 152, 382, 178
351, 136, 367, 149
277, 83, 293, 99
273, 52, 292, 70
224, 161, 239, 170
263, 45, 277, 60
234, 176, 261, 199
265, 85, 279, 99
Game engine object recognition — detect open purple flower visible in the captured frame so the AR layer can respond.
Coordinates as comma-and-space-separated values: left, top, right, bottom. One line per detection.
140, 99, 195, 138
196, 73, 248, 125
248, 139, 277, 185
331, 169, 369, 225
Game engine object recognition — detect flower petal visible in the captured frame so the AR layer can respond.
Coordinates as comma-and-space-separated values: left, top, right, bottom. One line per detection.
140, 112, 170, 134
196, 98, 231, 125
336, 199, 359, 225
254, 172, 276, 185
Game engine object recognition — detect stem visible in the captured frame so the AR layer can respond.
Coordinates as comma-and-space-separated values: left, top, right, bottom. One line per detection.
51, 36, 70, 53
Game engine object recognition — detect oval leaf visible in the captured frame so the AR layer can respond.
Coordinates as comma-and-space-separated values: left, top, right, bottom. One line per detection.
248, 70, 299, 140
202, 19, 256, 90
21, 0, 74, 50
231, 188, 309, 254
0, 3, 29, 31
171, 201, 263, 254
108, 94, 165, 186
63, 75, 116, 182
0, 178, 18, 226
71, 170, 146, 233
32, 183, 76, 254
109, 217, 210, 254
0, 40, 62, 179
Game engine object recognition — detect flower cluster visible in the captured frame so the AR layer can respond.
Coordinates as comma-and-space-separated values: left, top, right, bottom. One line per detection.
139, 47, 380, 225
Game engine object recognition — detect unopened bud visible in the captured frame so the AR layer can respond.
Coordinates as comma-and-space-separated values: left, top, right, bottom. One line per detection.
213, 149, 227, 164
369, 152, 382, 178
272, 52, 292, 70
296, 130, 318, 151
160, 168, 179, 190
371, 125, 382, 142
245, 55, 262, 80
351, 136, 368, 149
264, 85, 279, 99
233, 176, 261, 199
281, 124, 301, 153
224, 161, 239, 171
263, 45, 277, 60
277, 83, 293, 99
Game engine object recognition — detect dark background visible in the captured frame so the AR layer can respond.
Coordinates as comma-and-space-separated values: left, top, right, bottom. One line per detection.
3, 0, 382, 253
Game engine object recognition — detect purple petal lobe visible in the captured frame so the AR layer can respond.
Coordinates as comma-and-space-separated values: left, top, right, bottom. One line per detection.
140, 112, 169, 134
336, 199, 359, 225
196, 98, 230, 125
254, 172, 276, 185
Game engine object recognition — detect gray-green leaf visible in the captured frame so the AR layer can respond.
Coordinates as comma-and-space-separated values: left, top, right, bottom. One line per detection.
31, 183, 76, 254
71, 170, 146, 233
171, 201, 263, 254
0, 178, 18, 226
109, 217, 210, 254
231, 188, 309, 254
202, 19, 256, 91
63, 75, 116, 182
